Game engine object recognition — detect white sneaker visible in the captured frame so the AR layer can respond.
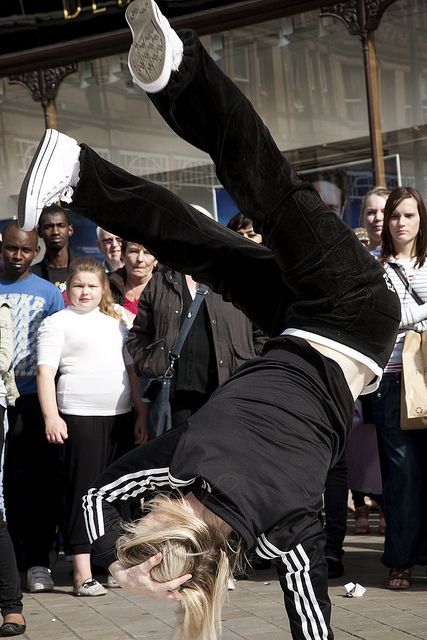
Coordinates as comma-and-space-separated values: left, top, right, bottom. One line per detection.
126, 0, 183, 93
107, 574, 121, 588
18, 128, 81, 231
73, 578, 107, 597
27, 566, 54, 593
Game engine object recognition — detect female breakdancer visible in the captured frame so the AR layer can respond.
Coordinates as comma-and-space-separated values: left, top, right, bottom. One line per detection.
18, 1, 400, 638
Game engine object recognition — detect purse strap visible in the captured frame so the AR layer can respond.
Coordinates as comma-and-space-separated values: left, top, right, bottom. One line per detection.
388, 262, 424, 306
165, 283, 209, 377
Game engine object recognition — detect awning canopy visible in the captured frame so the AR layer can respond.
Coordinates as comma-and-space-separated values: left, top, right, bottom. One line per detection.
0, 0, 334, 75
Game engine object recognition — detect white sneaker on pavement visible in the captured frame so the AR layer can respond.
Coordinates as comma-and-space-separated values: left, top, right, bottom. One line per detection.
27, 566, 54, 593
73, 578, 107, 597
126, 0, 183, 93
107, 574, 121, 588
18, 128, 81, 231
227, 577, 236, 591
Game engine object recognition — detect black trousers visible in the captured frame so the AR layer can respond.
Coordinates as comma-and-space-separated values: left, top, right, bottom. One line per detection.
73, 32, 399, 372
171, 390, 210, 428
4, 394, 60, 569
69, 31, 400, 640
0, 406, 23, 617
324, 453, 348, 561
63, 413, 134, 554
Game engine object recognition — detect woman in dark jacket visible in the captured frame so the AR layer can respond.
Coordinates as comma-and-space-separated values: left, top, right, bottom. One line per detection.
126, 266, 266, 426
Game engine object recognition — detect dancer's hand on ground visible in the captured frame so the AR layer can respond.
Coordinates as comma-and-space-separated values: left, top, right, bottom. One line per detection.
45, 416, 68, 444
109, 555, 192, 600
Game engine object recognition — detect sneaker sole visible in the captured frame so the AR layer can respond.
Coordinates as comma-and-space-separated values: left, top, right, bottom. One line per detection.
28, 584, 54, 593
126, 0, 172, 92
18, 129, 59, 231
73, 589, 107, 597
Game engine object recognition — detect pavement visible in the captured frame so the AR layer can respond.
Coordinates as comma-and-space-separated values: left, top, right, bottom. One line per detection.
18, 522, 427, 640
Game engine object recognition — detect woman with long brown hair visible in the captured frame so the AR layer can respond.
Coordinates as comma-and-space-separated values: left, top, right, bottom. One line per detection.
373, 186, 427, 589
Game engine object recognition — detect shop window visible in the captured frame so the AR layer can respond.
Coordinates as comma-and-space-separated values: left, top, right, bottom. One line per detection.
232, 42, 250, 84
15, 138, 37, 176
342, 64, 364, 124
117, 150, 169, 184
173, 156, 214, 188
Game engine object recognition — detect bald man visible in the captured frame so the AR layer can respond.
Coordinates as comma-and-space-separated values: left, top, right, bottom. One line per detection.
0, 222, 64, 593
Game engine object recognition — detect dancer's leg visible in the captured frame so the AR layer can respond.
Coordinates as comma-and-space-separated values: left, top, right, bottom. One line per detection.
145, 28, 400, 368
277, 539, 332, 640
18, 14, 400, 363
73, 149, 290, 337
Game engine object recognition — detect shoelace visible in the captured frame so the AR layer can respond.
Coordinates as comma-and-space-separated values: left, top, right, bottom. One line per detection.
45, 185, 74, 207
60, 186, 74, 203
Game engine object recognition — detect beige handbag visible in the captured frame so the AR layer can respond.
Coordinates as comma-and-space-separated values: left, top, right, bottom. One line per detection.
388, 263, 427, 430
401, 329, 427, 430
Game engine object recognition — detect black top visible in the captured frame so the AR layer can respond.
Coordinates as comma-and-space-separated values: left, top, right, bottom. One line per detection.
31, 249, 74, 295
174, 277, 218, 395
84, 337, 353, 568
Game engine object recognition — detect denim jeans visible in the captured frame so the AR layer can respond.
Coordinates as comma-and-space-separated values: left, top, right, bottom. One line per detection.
372, 372, 427, 567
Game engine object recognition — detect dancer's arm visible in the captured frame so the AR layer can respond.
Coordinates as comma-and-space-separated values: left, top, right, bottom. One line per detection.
82, 426, 186, 567
109, 554, 191, 600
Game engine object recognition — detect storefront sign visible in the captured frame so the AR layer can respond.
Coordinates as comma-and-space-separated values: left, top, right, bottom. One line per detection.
62, 1, 131, 20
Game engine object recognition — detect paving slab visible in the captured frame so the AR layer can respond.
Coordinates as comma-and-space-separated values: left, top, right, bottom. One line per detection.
16, 530, 427, 640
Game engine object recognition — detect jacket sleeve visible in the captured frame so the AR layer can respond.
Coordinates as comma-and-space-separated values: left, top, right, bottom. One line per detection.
0, 304, 13, 374
252, 323, 267, 355
399, 302, 427, 329
83, 425, 186, 567
125, 284, 156, 376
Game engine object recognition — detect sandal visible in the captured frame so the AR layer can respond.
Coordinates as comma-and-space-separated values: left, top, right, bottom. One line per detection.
385, 567, 411, 590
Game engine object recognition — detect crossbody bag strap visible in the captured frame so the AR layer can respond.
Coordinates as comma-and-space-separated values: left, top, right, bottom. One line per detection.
388, 262, 425, 306
164, 284, 209, 377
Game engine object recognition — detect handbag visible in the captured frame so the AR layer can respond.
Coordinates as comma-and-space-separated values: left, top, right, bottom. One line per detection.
142, 284, 209, 437
388, 263, 427, 429
400, 330, 427, 429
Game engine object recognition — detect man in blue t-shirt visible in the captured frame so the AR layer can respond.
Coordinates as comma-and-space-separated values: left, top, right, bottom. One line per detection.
0, 222, 64, 593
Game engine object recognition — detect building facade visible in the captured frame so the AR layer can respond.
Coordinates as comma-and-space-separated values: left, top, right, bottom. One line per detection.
0, 0, 426, 225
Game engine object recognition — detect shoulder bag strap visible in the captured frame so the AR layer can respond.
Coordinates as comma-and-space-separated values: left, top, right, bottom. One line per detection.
388, 262, 424, 306
165, 284, 209, 376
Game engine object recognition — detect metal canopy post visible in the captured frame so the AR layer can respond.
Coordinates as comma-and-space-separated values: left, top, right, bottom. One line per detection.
321, 0, 398, 187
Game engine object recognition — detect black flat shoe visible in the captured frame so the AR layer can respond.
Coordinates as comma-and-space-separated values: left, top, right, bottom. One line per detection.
327, 557, 344, 579
0, 621, 26, 637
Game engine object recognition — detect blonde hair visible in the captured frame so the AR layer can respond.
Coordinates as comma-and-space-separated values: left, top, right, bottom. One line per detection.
116, 494, 242, 640
66, 257, 121, 320
353, 226, 369, 246
359, 186, 391, 226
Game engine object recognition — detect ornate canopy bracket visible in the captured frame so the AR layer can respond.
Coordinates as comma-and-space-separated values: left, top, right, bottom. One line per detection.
320, 0, 398, 35
8, 64, 78, 105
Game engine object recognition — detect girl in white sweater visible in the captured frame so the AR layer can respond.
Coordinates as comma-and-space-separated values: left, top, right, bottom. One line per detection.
37, 258, 147, 596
